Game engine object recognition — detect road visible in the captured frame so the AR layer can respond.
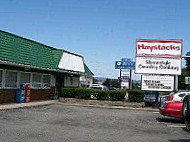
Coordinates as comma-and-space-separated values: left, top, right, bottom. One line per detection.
0, 104, 189, 142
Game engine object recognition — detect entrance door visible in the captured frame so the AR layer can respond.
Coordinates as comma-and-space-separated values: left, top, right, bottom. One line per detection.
56, 75, 64, 97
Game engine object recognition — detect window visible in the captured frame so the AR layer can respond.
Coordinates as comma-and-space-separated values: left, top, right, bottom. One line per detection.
179, 93, 186, 98
5, 70, 18, 88
32, 74, 42, 88
42, 75, 50, 88
20, 72, 31, 84
0, 70, 2, 88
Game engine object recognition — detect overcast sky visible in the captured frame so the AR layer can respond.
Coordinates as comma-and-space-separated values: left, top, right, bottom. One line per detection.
0, 0, 190, 79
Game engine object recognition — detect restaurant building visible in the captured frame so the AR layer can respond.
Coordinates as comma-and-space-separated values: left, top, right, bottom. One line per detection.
0, 30, 93, 103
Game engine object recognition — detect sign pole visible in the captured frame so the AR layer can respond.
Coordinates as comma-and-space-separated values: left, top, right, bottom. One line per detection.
174, 75, 178, 92
119, 69, 121, 90
129, 69, 132, 90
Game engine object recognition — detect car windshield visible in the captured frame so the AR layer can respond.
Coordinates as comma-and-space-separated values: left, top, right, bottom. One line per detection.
169, 92, 175, 96
90, 87, 102, 90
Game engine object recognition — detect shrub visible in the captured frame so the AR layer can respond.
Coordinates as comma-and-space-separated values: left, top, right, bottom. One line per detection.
75, 88, 92, 99
128, 90, 145, 102
109, 90, 126, 101
93, 90, 109, 100
61, 88, 77, 98
61, 88, 128, 101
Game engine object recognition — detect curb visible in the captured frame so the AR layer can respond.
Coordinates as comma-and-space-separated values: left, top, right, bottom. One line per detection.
0, 100, 57, 111
60, 103, 159, 112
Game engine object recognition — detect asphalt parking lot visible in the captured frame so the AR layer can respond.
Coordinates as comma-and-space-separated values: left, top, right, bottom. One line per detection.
0, 104, 189, 142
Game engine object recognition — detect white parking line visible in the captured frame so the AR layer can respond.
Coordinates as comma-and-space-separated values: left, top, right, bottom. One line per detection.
167, 125, 186, 128
153, 112, 159, 114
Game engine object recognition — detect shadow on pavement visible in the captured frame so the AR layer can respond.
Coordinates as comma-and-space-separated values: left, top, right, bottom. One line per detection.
156, 117, 183, 124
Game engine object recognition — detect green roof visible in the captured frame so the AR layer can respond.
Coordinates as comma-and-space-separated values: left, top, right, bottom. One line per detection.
0, 30, 63, 69
84, 63, 94, 76
0, 30, 93, 75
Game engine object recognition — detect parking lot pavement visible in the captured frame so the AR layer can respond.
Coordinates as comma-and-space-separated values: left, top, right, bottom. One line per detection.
0, 104, 189, 142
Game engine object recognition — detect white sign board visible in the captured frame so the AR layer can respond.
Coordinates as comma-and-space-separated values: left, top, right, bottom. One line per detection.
185, 77, 190, 85
135, 57, 181, 75
121, 82, 129, 88
135, 39, 182, 75
58, 52, 85, 72
121, 69, 130, 76
136, 39, 182, 58
141, 74, 174, 91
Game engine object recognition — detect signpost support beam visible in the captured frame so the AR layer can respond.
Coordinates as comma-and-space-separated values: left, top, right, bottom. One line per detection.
174, 75, 178, 92
119, 69, 121, 90
129, 69, 132, 90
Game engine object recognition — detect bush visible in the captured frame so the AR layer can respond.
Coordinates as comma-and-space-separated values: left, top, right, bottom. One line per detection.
75, 88, 92, 99
61, 88, 92, 99
61, 88, 77, 98
109, 90, 126, 101
61, 88, 128, 101
92, 90, 109, 100
128, 90, 145, 102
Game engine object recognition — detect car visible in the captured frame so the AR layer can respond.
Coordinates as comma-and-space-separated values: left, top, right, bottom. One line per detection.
89, 84, 109, 91
182, 95, 190, 132
159, 91, 190, 119
144, 91, 158, 107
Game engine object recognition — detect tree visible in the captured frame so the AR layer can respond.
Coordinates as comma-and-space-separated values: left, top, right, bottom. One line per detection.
185, 52, 190, 75
103, 78, 111, 87
178, 68, 189, 90
103, 78, 119, 88
178, 52, 190, 90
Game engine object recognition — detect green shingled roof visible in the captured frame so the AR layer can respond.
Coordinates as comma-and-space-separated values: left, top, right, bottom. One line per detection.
0, 30, 63, 69
0, 30, 93, 76
84, 63, 94, 76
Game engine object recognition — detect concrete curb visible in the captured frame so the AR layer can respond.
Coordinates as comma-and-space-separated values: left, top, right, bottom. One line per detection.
60, 103, 159, 112
0, 100, 57, 110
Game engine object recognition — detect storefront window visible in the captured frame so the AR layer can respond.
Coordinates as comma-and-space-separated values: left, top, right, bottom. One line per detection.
32, 74, 42, 88
5, 70, 18, 88
0, 70, 2, 88
43, 75, 50, 88
20, 72, 31, 84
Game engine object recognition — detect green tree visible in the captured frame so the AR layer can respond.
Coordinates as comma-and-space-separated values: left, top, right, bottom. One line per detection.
103, 79, 119, 88
185, 52, 190, 75
178, 68, 189, 90
178, 52, 190, 90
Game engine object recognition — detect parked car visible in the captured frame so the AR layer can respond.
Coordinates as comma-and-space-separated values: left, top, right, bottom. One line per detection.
144, 91, 158, 107
182, 95, 190, 121
159, 91, 190, 119
89, 84, 109, 91
182, 95, 190, 132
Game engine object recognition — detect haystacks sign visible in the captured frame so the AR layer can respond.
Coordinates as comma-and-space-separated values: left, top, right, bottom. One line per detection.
135, 39, 182, 75
141, 74, 174, 92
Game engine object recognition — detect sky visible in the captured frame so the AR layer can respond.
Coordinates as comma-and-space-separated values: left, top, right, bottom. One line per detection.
0, 0, 190, 79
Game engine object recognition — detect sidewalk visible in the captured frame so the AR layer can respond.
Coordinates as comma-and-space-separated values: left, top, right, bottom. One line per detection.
0, 100, 57, 110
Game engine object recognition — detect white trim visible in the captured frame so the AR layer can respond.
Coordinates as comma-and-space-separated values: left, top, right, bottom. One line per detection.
17, 71, 20, 88
4, 70, 18, 89
0, 69, 3, 88
0, 69, 55, 89
2, 70, 6, 89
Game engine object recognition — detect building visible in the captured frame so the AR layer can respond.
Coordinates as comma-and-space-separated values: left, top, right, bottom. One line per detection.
80, 64, 94, 88
0, 30, 93, 103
